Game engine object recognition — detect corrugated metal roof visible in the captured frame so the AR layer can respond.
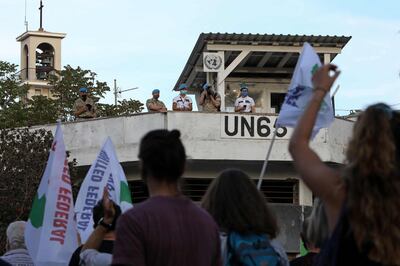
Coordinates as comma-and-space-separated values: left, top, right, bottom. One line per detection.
174, 32, 351, 91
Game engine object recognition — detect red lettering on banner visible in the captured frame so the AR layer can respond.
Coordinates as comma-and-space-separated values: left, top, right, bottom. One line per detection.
50, 237, 64, 244
50, 185, 72, 245
62, 159, 71, 184
55, 211, 68, 220
53, 218, 67, 229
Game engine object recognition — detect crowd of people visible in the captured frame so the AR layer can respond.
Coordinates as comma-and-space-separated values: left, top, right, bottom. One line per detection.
3, 63, 399, 265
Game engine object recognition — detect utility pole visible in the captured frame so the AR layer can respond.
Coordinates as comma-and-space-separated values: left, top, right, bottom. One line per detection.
114, 79, 118, 106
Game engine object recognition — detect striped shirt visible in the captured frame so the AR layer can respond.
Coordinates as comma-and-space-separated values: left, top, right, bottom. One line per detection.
1, 249, 34, 266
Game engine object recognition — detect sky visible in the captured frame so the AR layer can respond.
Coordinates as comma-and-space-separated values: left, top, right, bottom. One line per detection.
1, 0, 399, 114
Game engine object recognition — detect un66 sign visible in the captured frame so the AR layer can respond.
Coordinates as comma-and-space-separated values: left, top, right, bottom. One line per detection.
221, 114, 291, 139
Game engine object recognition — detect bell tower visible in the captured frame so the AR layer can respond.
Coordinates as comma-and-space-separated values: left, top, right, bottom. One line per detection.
16, 0, 66, 99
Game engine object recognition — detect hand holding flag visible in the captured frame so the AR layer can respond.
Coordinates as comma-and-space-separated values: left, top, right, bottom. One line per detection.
102, 187, 115, 225
276, 42, 338, 137
75, 137, 133, 242
312, 64, 341, 94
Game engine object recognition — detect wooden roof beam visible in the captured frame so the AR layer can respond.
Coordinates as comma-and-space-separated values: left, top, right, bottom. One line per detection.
206, 44, 342, 54
257, 52, 272, 67
277, 53, 293, 68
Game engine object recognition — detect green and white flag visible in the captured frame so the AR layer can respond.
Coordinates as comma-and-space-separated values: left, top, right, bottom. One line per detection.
276, 42, 334, 137
75, 137, 133, 242
25, 122, 78, 266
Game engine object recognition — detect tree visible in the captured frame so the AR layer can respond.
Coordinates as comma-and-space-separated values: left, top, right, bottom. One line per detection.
48, 65, 111, 121
0, 61, 30, 128
0, 61, 144, 128
48, 65, 144, 120
0, 127, 79, 253
0, 61, 28, 110
97, 99, 144, 117
26, 95, 58, 125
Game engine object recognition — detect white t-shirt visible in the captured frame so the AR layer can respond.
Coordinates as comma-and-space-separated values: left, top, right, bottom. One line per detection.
80, 249, 112, 266
173, 95, 192, 110
234, 96, 255, 112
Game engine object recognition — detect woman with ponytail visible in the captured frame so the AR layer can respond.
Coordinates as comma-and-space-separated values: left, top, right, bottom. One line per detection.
289, 64, 400, 265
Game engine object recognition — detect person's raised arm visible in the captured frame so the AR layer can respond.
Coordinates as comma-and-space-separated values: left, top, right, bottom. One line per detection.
81, 187, 115, 252
288, 64, 344, 231
199, 90, 207, 105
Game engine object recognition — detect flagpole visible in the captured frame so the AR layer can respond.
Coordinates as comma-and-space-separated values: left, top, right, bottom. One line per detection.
257, 128, 278, 190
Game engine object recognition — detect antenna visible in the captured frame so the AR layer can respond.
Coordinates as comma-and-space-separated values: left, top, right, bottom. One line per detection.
24, 0, 28, 31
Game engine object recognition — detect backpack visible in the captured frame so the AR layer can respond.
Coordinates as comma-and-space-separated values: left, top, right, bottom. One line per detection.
225, 232, 279, 266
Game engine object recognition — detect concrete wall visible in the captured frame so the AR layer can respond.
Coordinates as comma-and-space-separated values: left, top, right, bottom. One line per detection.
33, 112, 353, 167
32, 112, 352, 252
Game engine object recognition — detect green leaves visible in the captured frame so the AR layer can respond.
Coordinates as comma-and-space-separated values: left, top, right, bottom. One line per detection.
0, 127, 80, 253
97, 99, 144, 117
0, 61, 28, 110
48, 65, 111, 120
0, 61, 144, 128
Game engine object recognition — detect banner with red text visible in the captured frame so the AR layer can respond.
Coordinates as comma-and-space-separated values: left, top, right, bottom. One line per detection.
25, 122, 78, 266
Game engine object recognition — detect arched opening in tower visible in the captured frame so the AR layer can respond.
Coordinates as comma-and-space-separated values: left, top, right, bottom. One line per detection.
23, 45, 29, 80
36, 42, 55, 80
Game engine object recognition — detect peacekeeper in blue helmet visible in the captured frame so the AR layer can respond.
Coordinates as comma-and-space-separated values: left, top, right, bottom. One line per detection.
199, 83, 221, 112
73, 87, 97, 120
234, 84, 255, 113
146, 89, 167, 112
172, 84, 193, 111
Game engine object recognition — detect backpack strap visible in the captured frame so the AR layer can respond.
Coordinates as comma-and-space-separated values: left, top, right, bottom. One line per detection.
226, 232, 240, 266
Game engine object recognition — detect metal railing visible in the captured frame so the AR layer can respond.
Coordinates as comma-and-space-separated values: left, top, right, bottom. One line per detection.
13, 67, 55, 81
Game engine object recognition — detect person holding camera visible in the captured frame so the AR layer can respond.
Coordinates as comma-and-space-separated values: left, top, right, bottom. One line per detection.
199, 83, 221, 112
73, 87, 97, 120
234, 85, 255, 113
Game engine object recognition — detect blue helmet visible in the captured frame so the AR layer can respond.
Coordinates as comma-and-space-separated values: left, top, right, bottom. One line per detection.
202, 83, 211, 90
177, 84, 188, 91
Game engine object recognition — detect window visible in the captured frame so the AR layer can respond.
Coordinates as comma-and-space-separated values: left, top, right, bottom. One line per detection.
35, 89, 41, 95
128, 178, 299, 204
271, 93, 286, 113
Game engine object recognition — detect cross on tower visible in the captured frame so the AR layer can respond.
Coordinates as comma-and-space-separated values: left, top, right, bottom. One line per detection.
39, 0, 44, 31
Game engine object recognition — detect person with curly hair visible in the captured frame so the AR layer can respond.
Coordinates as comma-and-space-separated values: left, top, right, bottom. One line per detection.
289, 64, 400, 265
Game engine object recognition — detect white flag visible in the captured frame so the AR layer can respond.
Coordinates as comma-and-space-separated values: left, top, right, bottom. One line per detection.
75, 137, 133, 243
25, 122, 78, 266
276, 42, 334, 137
